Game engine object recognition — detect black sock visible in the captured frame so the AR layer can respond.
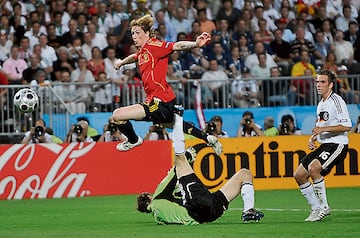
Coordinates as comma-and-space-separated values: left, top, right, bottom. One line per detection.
117, 121, 138, 143
183, 121, 208, 142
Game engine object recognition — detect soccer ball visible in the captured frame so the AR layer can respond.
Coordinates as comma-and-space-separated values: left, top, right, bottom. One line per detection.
13, 88, 39, 113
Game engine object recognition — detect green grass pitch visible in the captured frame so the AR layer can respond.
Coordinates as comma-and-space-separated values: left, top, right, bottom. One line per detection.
1, 188, 360, 238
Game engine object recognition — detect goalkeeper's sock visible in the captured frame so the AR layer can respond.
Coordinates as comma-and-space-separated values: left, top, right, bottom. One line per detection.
299, 181, 320, 209
173, 114, 185, 155
241, 182, 255, 212
117, 121, 139, 143
313, 177, 329, 208
183, 121, 208, 142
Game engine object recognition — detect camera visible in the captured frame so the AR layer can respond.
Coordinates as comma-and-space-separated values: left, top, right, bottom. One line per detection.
245, 118, 252, 125
74, 124, 83, 135
281, 122, 290, 135
206, 121, 217, 135
107, 123, 118, 134
34, 126, 44, 138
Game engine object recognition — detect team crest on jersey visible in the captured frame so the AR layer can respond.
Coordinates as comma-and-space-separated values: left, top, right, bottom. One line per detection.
319, 111, 329, 121
139, 52, 150, 64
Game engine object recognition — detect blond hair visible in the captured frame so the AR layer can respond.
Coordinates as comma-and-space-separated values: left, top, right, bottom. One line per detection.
130, 14, 156, 37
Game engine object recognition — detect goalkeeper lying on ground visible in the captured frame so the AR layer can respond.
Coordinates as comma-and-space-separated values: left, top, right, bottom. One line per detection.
136, 109, 264, 225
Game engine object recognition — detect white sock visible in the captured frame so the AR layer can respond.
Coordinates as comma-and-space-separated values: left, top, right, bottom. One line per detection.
173, 114, 185, 155
241, 182, 254, 212
313, 177, 329, 208
299, 181, 320, 210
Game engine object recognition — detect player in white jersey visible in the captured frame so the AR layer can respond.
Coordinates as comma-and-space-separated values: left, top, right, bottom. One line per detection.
294, 69, 352, 222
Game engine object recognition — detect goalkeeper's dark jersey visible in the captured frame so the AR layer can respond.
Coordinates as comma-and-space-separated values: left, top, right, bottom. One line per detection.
149, 168, 199, 225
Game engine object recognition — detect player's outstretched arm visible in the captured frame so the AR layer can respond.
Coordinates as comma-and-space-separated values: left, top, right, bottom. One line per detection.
172, 32, 211, 51
114, 53, 137, 70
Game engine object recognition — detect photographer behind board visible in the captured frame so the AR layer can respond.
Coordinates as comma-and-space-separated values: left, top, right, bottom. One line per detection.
144, 124, 170, 141
65, 120, 94, 143
21, 119, 53, 144
98, 121, 127, 142
278, 114, 302, 135
237, 111, 264, 137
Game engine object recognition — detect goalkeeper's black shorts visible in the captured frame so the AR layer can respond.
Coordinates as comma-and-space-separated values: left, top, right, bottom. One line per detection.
178, 173, 229, 223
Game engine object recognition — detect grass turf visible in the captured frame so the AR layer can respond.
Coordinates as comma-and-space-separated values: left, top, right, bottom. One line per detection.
1, 188, 360, 238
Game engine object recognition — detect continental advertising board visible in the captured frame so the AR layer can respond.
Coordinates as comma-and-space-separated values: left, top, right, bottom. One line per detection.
0, 135, 359, 199
187, 134, 360, 191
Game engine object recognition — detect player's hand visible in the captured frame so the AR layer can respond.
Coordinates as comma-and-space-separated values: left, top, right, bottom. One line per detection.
308, 134, 317, 150
114, 59, 122, 70
196, 32, 211, 47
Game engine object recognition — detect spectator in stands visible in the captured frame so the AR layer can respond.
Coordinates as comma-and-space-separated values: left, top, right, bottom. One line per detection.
244, 41, 277, 70
229, 45, 244, 78
207, 42, 236, 77
232, 19, 253, 45
9, 2, 26, 44
231, 67, 260, 108
2, 45, 27, 85
68, 37, 84, 61
0, 14, 15, 42
21, 119, 53, 144
336, 65, 358, 104
102, 34, 126, 60
52, 11, 69, 37
321, 19, 335, 46
88, 23, 108, 51
258, 18, 274, 46
237, 111, 264, 137
250, 53, 271, 78
335, 5, 356, 32
87, 46, 106, 81
62, 19, 84, 48
0, 33, 12, 64
65, 120, 94, 143
261, 66, 296, 106
97, 2, 115, 35
278, 114, 302, 135
333, 29, 354, 66
290, 25, 323, 64
46, 23, 62, 51
236, 33, 251, 63
291, 50, 317, 77
76, 13, 88, 34
52, 46, 75, 81
93, 71, 113, 112
154, 9, 177, 42
197, 8, 216, 34
171, 5, 192, 35
39, 34, 58, 69
182, 47, 209, 79
22, 54, 42, 84
323, 51, 338, 73
216, 0, 242, 31
34, 1, 51, 26
18, 36, 32, 63
82, 32, 93, 60
71, 57, 95, 111
186, 20, 202, 41
53, 69, 86, 114
27, 11, 47, 33
129, 0, 153, 20
104, 47, 123, 109
210, 115, 229, 138
344, 20, 359, 46
270, 28, 292, 76
313, 30, 331, 66
263, 116, 279, 137
251, 4, 277, 33
291, 66, 316, 105
199, 59, 229, 108
111, 0, 130, 39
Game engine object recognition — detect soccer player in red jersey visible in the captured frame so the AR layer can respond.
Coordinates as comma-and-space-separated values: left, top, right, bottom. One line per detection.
112, 14, 222, 154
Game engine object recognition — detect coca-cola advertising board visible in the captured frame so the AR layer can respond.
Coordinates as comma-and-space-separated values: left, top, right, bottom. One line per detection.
0, 141, 173, 200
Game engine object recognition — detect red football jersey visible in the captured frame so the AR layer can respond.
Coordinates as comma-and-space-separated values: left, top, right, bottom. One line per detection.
135, 38, 176, 103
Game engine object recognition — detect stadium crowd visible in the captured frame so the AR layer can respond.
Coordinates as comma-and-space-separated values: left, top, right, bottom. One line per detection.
1, 0, 360, 113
